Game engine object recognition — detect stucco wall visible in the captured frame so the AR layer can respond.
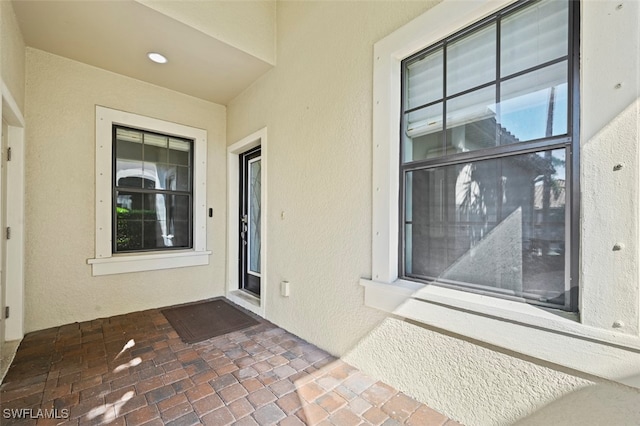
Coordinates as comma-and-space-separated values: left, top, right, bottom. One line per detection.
137, 0, 276, 65
1, 0, 26, 111
227, 1, 640, 425
24, 48, 227, 332
228, 0, 437, 355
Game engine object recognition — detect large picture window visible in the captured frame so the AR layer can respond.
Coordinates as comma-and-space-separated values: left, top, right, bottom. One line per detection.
113, 126, 193, 252
400, 0, 578, 310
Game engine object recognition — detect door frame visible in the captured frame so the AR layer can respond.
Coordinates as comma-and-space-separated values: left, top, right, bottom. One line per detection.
227, 127, 267, 318
1, 80, 25, 342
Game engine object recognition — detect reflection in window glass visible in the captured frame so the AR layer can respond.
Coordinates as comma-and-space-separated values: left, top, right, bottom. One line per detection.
404, 149, 566, 305
114, 126, 193, 253
499, 62, 568, 142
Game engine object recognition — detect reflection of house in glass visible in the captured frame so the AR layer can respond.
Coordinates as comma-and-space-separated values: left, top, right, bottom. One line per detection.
406, 116, 566, 306
114, 128, 192, 252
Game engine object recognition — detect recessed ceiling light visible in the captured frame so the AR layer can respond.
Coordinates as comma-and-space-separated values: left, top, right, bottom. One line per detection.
147, 52, 168, 64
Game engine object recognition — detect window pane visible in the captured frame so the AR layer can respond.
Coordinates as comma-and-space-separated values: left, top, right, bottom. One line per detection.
143, 220, 165, 249
144, 133, 168, 163
405, 149, 566, 306
406, 49, 443, 109
446, 86, 497, 155
403, 103, 444, 162
113, 126, 194, 253
115, 191, 143, 251
501, 0, 569, 76
498, 62, 568, 142
169, 138, 191, 166
115, 159, 144, 188
141, 194, 191, 249
116, 130, 142, 161
176, 166, 190, 191
447, 23, 496, 96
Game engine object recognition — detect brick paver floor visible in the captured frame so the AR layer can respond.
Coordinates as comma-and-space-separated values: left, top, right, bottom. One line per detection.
0, 299, 460, 425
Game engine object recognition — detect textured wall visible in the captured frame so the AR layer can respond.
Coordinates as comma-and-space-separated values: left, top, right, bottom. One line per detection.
1, 0, 26, 110
228, 0, 437, 355
24, 48, 227, 332
137, 0, 276, 65
227, 1, 640, 425
345, 318, 640, 426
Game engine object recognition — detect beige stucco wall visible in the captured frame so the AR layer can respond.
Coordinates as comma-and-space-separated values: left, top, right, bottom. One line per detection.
227, 1, 640, 425
1, 0, 26, 111
137, 0, 276, 65
24, 48, 227, 332
228, 0, 437, 355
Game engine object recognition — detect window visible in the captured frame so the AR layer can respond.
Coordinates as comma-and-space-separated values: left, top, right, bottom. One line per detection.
400, 0, 578, 310
89, 107, 210, 276
113, 127, 193, 253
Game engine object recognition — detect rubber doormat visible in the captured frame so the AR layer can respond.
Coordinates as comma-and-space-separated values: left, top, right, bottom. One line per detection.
161, 298, 259, 344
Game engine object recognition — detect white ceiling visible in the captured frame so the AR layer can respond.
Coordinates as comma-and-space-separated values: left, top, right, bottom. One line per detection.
12, 0, 273, 105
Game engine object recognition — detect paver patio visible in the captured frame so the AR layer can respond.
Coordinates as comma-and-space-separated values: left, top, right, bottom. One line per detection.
0, 300, 460, 425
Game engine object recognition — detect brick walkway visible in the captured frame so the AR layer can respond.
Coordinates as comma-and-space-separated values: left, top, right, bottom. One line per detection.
0, 299, 459, 425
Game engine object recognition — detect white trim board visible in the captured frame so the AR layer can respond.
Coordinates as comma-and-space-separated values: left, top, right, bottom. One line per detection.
1, 80, 26, 341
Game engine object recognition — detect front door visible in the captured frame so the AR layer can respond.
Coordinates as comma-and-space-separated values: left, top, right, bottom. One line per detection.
239, 147, 261, 296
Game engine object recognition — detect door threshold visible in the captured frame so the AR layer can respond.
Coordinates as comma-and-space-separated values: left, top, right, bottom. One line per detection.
228, 290, 263, 318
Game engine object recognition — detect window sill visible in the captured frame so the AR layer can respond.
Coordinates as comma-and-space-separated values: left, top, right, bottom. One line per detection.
88, 250, 211, 276
361, 278, 640, 389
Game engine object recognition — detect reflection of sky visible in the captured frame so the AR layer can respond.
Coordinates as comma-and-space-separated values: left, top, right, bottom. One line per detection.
498, 83, 568, 143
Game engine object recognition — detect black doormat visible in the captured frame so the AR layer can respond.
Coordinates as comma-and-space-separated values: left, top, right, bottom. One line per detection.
161, 299, 259, 344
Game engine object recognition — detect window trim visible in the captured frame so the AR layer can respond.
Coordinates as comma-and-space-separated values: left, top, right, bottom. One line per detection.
365, 0, 640, 389
88, 106, 210, 276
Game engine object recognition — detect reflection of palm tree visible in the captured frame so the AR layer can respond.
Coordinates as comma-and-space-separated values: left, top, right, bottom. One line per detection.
457, 163, 495, 246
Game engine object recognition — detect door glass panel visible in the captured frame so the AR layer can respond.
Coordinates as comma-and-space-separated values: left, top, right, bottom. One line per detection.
248, 159, 261, 274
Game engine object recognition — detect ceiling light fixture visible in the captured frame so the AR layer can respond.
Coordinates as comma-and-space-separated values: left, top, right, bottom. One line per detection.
147, 52, 168, 64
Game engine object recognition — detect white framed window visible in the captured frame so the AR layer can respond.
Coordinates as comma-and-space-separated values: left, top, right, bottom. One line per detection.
88, 106, 210, 276
364, 0, 640, 389
399, 0, 578, 311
